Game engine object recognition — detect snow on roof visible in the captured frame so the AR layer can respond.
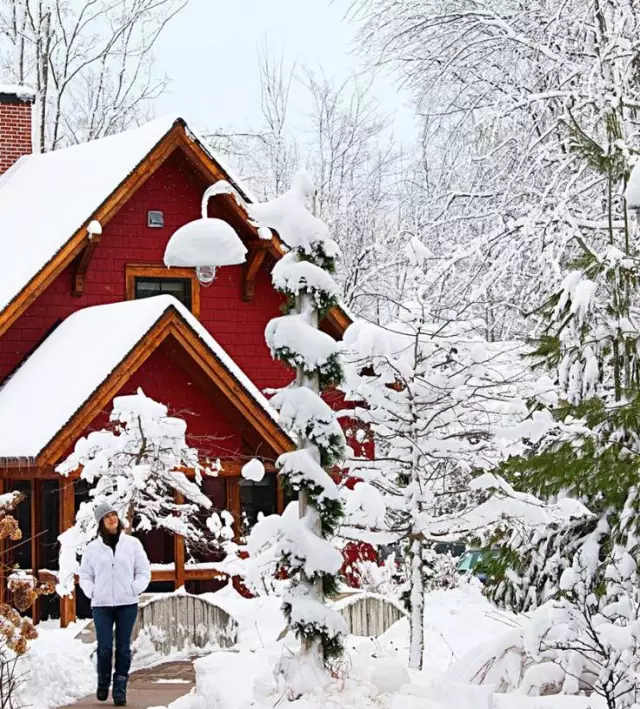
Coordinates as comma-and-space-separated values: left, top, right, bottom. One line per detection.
0, 84, 36, 100
0, 295, 280, 459
0, 113, 262, 321
0, 115, 178, 316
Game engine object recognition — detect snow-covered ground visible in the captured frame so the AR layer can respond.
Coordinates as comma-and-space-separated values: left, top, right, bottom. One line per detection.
17, 585, 606, 709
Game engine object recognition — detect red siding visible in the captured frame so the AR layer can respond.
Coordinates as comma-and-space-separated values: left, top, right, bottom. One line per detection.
77, 343, 244, 460
0, 150, 291, 398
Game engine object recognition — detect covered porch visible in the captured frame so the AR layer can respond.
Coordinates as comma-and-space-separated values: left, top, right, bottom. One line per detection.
0, 458, 286, 626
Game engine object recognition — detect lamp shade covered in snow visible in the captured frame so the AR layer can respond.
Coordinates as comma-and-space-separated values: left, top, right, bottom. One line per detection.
164, 217, 247, 285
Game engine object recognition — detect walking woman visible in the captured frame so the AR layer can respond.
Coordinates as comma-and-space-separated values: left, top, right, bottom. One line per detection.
79, 501, 151, 706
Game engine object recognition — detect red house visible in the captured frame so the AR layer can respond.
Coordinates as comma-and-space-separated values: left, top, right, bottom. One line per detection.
0, 87, 350, 625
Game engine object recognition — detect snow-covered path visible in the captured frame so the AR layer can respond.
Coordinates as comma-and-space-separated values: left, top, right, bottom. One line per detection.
58, 661, 195, 709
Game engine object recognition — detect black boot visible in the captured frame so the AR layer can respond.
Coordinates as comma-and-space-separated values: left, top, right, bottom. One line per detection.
112, 674, 127, 706
96, 649, 112, 702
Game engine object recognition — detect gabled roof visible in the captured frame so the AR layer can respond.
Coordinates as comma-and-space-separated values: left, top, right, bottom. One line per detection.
0, 114, 351, 340
0, 295, 294, 466
0, 116, 178, 316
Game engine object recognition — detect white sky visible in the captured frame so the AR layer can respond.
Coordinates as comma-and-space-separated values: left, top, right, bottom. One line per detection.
154, 0, 415, 140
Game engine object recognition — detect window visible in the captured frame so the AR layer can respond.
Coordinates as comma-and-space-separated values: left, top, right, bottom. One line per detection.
134, 276, 192, 310
125, 265, 200, 317
239, 475, 277, 531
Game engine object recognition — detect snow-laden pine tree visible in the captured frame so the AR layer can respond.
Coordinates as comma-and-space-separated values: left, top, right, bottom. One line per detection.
341, 241, 531, 669
56, 389, 216, 595
485, 93, 640, 615
248, 171, 348, 692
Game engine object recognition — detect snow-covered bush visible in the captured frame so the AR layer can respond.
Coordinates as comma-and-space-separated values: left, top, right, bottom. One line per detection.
520, 534, 640, 707
424, 551, 461, 593
56, 389, 220, 595
0, 492, 53, 707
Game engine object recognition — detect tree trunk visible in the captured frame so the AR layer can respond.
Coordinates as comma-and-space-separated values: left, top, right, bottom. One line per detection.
408, 538, 424, 670
295, 283, 324, 657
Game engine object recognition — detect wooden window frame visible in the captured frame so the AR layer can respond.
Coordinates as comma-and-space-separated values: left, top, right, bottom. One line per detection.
125, 263, 201, 318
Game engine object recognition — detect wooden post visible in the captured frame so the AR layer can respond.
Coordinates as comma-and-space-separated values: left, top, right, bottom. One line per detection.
30, 480, 41, 624
0, 478, 5, 605
226, 478, 241, 538
59, 481, 76, 628
174, 492, 185, 590
276, 474, 285, 515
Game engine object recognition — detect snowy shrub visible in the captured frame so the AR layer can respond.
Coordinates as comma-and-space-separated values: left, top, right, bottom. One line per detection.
424, 551, 461, 593
0, 493, 54, 707
521, 539, 640, 708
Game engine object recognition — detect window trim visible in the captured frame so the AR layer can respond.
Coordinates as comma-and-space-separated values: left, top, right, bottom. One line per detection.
125, 264, 200, 317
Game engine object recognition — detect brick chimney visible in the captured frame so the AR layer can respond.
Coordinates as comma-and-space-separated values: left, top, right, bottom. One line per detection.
0, 85, 36, 176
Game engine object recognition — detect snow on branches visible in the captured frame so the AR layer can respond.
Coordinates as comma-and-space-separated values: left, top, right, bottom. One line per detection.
55, 389, 218, 596
339, 249, 544, 668
249, 170, 347, 691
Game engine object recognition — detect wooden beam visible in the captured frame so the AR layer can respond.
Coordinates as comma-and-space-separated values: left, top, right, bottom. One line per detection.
0, 478, 5, 605
0, 464, 65, 479
226, 478, 240, 538
174, 492, 185, 590
276, 476, 285, 515
324, 305, 352, 340
72, 234, 102, 297
30, 480, 40, 624
59, 481, 76, 627
242, 246, 267, 302
150, 567, 228, 584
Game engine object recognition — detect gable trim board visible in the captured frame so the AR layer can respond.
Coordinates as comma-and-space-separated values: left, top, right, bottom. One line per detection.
0, 116, 351, 343
0, 295, 294, 469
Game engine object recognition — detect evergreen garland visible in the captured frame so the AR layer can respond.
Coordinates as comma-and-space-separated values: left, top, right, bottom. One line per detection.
255, 173, 348, 673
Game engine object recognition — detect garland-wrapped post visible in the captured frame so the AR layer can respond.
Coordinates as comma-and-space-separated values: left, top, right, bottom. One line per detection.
249, 171, 348, 692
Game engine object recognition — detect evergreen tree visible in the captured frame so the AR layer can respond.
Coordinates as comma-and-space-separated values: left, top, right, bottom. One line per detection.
488, 101, 640, 611
248, 171, 348, 692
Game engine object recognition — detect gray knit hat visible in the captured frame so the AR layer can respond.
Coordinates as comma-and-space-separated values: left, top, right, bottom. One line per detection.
94, 500, 116, 524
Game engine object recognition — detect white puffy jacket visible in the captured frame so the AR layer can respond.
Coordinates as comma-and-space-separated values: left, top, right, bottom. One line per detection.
79, 534, 151, 607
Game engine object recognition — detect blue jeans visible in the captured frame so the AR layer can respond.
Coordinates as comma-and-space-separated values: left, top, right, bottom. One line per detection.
92, 604, 138, 688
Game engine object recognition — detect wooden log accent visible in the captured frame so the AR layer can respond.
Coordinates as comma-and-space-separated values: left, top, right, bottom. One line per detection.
0, 478, 5, 605
131, 593, 238, 655
73, 234, 102, 297
242, 246, 267, 302
226, 478, 240, 537
174, 492, 186, 590
333, 594, 407, 637
59, 481, 76, 627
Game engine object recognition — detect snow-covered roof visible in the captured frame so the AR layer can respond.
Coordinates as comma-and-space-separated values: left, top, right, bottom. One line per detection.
0, 85, 36, 100
0, 115, 178, 316
0, 295, 282, 459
